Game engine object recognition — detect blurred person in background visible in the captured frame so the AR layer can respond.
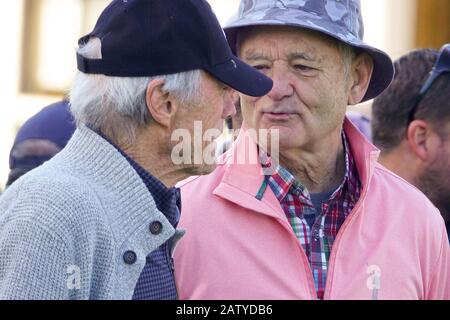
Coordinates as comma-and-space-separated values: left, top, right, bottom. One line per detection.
372, 45, 450, 240
5, 100, 75, 189
346, 111, 372, 141
0, 0, 271, 300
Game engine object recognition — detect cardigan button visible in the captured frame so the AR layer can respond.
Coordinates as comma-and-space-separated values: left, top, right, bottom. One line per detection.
123, 250, 137, 265
150, 221, 163, 235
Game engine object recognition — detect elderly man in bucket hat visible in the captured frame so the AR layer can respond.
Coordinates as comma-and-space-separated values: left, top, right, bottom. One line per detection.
173, 0, 450, 300
0, 0, 272, 300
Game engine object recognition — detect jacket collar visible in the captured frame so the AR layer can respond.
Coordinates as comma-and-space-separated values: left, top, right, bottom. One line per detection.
343, 117, 380, 189
57, 126, 177, 257
213, 118, 380, 219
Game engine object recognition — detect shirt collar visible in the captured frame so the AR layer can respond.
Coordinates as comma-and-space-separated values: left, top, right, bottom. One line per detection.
92, 129, 181, 227
260, 131, 355, 203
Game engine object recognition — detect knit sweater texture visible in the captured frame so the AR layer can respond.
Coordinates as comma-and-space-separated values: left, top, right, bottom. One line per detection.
0, 126, 183, 300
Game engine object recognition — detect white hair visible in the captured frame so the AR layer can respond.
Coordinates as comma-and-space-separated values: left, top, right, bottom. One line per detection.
336, 41, 356, 79
69, 38, 202, 144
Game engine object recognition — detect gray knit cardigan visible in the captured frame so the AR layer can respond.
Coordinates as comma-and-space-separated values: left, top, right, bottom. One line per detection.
0, 126, 184, 300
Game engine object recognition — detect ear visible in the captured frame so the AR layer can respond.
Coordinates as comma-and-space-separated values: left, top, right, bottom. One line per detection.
348, 52, 374, 105
406, 120, 431, 161
146, 79, 178, 128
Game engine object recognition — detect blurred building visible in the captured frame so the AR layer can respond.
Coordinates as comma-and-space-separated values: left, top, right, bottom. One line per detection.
0, 0, 449, 190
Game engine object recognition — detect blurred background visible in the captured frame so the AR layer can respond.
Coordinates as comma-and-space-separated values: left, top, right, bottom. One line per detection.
0, 0, 449, 190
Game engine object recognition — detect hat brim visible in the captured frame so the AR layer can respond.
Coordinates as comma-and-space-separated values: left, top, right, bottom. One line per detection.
204, 56, 273, 97
225, 19, 394, 102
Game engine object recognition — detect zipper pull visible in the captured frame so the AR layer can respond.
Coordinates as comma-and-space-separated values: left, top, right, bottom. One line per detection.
366, 265, 381, 300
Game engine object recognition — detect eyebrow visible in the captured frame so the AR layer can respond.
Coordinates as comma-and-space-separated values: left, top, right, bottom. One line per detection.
243, 51, 317, 62
288, 52, 316, 62
243, 52, 271, 61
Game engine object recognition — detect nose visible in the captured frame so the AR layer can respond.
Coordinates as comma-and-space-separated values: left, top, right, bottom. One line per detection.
267, 63, 294, 101
222, 89, 237, 119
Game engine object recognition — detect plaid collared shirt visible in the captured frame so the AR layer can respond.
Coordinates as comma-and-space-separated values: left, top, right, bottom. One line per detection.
260, 133, 361, 300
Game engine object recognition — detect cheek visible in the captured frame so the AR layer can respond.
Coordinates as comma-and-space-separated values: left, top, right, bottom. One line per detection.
208, 98, 225, 127
201, 100, 225, 134
240, 97, 261, 125
437, 147, 450, 173
312, 80, 348, 120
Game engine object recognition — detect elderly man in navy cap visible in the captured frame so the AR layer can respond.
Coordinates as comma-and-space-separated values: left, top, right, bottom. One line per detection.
0, 0, 272, 300
174, 0, 450, 299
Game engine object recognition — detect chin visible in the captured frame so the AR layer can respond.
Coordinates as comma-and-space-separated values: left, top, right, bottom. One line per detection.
189, 163, 217, 176
277, 130, 304, 147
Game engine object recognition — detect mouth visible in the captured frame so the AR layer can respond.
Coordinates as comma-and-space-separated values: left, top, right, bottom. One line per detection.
262, 112, 295, 122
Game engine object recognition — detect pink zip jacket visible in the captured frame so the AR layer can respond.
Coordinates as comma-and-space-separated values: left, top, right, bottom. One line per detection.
174, 119, 450, 300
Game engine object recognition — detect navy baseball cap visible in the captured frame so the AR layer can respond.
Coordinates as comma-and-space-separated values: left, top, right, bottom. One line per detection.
77, 0, 273, 97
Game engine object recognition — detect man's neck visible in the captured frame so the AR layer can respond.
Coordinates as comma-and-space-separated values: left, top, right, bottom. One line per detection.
117, 130, 193, 188
278, 133, 346, 194
378, 147, 417, 185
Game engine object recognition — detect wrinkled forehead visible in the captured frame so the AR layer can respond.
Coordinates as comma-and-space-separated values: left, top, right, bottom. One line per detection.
236, 25, 341, 60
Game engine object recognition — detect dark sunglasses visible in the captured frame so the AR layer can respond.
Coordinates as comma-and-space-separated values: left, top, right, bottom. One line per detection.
407, 44, 450, 124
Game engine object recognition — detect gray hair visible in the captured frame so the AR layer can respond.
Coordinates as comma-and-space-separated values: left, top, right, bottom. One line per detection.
69, 38, 202, 144
336, 41, 356, 79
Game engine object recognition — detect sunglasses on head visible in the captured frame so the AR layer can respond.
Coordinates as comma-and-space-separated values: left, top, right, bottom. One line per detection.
407, 44, 450, 124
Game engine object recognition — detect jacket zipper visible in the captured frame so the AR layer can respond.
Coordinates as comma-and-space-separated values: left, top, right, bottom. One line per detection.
270, 216, 318, 300
297, 241, 320, 300
322, 155, 375, 300
270, 154, 376, 300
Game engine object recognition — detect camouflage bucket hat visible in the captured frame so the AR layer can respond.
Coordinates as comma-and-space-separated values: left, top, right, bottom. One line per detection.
225, 0, 395, 102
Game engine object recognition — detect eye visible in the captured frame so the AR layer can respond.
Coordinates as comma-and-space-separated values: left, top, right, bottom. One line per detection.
223, 86, 233, 96
293, 64, 313, 71
292, 64, 317, 76
252, 64, 270, 72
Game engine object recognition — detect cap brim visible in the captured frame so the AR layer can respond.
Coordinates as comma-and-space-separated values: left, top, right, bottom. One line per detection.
205, 56, 273, 97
